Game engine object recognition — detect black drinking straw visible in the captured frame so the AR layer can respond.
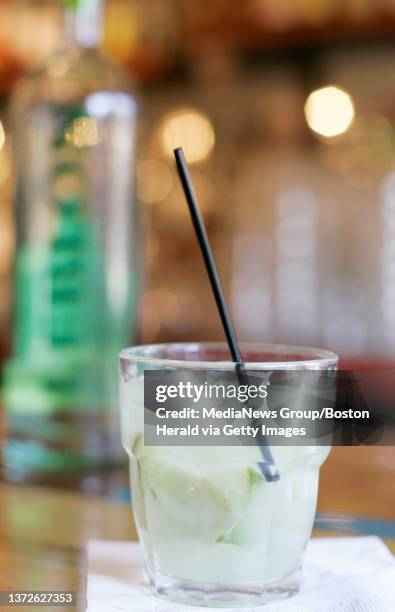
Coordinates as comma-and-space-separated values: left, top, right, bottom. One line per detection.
174, 147, 279, 482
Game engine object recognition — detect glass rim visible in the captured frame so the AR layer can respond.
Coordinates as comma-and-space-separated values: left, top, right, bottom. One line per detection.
119, 342, 338, 370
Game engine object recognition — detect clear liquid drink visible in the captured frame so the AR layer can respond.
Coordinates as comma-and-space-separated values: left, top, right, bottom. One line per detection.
120, 343, 337, 607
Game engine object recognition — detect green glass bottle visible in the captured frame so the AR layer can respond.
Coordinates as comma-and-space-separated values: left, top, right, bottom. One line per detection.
3, 0, 139, 489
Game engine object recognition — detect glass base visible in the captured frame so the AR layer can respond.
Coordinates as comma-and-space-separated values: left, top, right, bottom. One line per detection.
146, 564, 301, 608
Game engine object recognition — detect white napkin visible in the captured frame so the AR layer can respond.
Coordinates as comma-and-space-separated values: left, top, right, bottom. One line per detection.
86, 536, 395, 611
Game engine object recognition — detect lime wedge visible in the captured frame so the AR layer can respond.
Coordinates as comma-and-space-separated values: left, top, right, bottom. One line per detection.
138, 456, 264, 537
215, 467, 266, 546
140, 457, 231, 530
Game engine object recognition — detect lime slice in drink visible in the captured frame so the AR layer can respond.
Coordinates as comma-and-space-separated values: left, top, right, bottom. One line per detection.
215, 467, 267, 547
140, 457, 229, 531
139, 456, 263, 536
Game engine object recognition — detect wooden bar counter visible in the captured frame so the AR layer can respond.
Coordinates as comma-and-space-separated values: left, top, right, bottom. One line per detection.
0, 446, 394, 611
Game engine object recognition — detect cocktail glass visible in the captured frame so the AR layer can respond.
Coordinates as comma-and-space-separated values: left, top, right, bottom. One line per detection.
120, 342, 338, 608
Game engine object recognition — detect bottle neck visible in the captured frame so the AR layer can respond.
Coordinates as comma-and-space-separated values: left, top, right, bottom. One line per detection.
64, 0, 104, 50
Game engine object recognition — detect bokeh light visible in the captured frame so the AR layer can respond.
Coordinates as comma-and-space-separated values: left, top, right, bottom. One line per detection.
64, 117, 100, 148
304, 85, 355, 138
159, 108, 215, 163
0, 122, 5, 151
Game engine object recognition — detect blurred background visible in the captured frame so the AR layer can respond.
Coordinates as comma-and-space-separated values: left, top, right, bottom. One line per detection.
1, 0, 395, 362
0, 0, 394, 493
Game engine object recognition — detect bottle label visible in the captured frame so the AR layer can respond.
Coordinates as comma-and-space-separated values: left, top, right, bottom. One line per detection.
6, 104, 108, 415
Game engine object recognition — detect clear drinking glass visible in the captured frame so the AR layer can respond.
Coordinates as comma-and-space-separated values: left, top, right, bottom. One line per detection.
120, 343, 338, 607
